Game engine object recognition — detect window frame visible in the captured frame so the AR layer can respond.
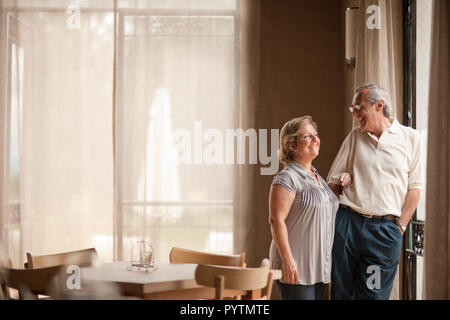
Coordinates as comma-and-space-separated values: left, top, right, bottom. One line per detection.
401, 0, 426, 301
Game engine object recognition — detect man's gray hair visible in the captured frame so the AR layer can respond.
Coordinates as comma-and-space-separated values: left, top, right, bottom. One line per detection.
355, 84, 393, 118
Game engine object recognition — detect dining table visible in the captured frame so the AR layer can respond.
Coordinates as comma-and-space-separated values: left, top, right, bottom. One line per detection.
81, 261, 281, 300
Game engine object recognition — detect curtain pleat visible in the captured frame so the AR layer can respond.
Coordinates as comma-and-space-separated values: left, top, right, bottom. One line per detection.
424, 0, 450, 300
233, 0, 260, 267
1, 1, 116, 266
353, 0, 403, 122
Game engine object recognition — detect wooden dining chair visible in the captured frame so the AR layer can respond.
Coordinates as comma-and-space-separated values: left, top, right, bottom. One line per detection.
0, 260, 11, 300
2, 265, 65, 300
0, 273, 6, 300
0, 258, 16, 299
26, 247, 98, 269
194, 258, 273, 300
25, 248, 99, 299
169, 247, 246, 268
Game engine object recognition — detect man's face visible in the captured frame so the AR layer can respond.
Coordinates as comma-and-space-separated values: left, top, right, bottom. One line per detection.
351, 89, 379, 132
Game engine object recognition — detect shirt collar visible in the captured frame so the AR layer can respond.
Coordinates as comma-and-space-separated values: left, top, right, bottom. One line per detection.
363, 118, 400, 139
387, 118, 400, 134
288, 161, 318, 178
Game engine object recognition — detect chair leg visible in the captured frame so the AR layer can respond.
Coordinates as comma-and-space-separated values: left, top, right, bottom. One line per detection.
215, 275, 225, 300
262, 272, 273, 300
0, 277, 9, 300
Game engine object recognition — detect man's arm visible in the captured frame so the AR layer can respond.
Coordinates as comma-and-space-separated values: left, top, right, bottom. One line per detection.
396, 189, 421, 235
328, 172, 352, 197
328, 183, 342, 197
397, 130, 424, 234
327, 132, 354, 193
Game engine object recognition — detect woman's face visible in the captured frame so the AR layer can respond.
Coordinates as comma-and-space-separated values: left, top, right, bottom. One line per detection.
292, 123, 320, 162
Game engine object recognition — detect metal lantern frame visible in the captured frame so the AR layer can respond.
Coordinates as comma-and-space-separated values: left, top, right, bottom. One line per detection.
127, 239, 157, 272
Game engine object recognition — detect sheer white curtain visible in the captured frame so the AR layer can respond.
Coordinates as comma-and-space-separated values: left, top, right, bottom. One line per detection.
115, 0, 238, 263
1, 0, 115, 266
424, 0, 450, 300
352, 0, 403, 121
0, 0, 253, 267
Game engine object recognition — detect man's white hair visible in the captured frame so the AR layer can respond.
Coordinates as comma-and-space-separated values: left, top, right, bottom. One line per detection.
354, 84, 393, 118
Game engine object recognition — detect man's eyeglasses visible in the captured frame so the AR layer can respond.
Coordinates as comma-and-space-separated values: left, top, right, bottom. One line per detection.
348, 102, 370, 113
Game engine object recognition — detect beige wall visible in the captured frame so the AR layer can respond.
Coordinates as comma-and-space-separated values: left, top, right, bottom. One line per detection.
249, 0, 346, 267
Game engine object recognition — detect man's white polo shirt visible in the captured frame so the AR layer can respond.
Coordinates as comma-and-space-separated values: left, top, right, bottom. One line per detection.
327, 119, 424, 217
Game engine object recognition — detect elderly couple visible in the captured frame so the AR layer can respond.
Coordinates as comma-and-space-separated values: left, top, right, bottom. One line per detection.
268, 84, 423, 300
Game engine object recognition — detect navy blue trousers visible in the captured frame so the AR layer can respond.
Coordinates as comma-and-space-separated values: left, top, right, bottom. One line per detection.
331, 205, 403, 300
276, 281, 326, 300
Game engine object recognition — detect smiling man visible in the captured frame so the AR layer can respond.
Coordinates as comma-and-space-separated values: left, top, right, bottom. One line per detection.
326, 84, 424, 299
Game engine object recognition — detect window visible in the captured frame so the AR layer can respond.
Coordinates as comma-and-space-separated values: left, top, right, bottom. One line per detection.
116, 1, 237, 262
3, 13, 31, 267
412, 0, 432, 300
0, 0, 239, 266
2, 4, 115, 265
402, 0, 431, 300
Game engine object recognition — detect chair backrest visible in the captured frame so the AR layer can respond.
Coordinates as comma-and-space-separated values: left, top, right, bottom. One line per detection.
26, 248, 98, 269
0, 263, 10, 300
3, 259, 13, 299
195, 259, 273, 300
3, 265, 64, 299
169, 247, 246, 268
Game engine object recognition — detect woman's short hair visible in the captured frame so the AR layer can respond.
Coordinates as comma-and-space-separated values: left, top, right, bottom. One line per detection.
279, 116, 317, 167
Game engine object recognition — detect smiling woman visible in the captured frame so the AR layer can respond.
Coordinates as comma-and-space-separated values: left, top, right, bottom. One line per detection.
268, 116, 341, 300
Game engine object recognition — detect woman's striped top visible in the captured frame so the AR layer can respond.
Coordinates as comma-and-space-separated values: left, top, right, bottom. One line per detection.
269, 160, 339, 285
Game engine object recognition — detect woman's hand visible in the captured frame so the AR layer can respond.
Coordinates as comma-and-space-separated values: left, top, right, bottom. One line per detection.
282, 258, 299, 284
339, 172, 352, 188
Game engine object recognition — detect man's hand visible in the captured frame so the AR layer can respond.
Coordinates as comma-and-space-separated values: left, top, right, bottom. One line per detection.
396, 189, 421, 237
339, 172, 352, 187
329, 172, 352, 196
396, 224, 405, 236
